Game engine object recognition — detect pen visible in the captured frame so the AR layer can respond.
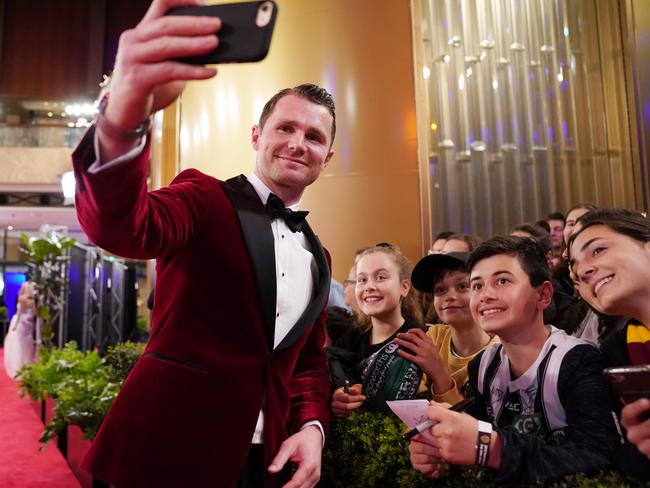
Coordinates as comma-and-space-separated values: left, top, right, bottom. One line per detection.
403, 397, 475, 440
344, 380, 350, 395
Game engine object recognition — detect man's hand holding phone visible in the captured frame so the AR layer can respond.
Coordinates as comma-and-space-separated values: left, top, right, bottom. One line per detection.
98, 0, 220, 159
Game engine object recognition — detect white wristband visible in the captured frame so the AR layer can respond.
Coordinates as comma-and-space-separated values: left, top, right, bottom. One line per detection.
475, 420, 493, 467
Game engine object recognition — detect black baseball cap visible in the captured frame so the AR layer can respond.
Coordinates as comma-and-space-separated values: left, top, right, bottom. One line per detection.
411, 252, 470, 293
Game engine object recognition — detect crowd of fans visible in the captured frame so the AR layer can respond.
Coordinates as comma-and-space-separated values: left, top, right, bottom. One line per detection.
324, 205, 650, 485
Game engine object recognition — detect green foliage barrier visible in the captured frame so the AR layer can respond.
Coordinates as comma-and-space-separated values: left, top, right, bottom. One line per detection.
18, 342, 89, 402
17, 341, 145, 445
104, 341, 146, 383
321, 410, 641, 488
15, 344, 646, 486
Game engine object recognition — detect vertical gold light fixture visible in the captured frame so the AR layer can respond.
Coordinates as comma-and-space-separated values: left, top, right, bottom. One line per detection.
412, 0, 639, 240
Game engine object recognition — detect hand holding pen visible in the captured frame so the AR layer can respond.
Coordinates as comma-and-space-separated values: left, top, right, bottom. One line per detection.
404, 397, 475, 440
331, 381, 365, 417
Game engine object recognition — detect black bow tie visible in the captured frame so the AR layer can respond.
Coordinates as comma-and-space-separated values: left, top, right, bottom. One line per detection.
265, 193, 309, 233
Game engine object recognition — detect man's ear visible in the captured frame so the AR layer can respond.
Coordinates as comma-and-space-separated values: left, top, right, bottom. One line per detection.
536, 281, 554, 311
251, 125, 260, 151
321, 149, 335, 170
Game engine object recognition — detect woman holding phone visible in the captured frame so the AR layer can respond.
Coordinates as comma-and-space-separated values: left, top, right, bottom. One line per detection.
569, 207, 650, 481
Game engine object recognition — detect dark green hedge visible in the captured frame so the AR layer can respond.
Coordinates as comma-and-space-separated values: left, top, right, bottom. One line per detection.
321, 410, 643, 487
18, 341, 145, 444
17, 344, 647, 486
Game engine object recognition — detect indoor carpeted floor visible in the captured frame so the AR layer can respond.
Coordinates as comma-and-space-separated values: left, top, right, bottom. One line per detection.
0, 348, 80, 487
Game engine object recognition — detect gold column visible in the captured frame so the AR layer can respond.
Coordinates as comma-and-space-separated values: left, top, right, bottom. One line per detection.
625, 0, 650, 210
146, 100, 181, 325
150, 100, 180, 190
177, 0, 422, 280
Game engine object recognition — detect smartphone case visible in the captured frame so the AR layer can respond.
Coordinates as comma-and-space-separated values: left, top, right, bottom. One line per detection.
167, 1, 278, 64
604, 365, 650, 403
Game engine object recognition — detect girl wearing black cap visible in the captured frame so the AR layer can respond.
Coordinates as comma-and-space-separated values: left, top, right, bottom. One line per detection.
394, 252, 497, 404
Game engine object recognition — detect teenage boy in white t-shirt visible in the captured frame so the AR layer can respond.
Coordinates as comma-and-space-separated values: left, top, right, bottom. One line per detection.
408, 236, 621, 485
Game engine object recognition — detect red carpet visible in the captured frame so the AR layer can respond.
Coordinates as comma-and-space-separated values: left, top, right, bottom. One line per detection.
0, 348, 80, 488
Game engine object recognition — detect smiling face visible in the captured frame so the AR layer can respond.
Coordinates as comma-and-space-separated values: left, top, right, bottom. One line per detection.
469, 254, 552, 338
252, 94, 334, 204
570, 225, 650, 318
432, 269, 473, 327
355, 251, 410, 321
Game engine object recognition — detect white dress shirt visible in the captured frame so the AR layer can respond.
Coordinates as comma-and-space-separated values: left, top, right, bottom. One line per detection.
247, 172, 323, 444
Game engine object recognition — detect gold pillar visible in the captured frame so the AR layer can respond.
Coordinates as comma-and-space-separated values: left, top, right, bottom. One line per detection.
145, 100, 181, 325
178, 0, 422, 280
626, 0, 650, 210
150, 100, 180, 190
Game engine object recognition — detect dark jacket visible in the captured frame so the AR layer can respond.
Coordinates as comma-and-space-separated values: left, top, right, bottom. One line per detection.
601, 322, 650, 483
466, 342, 620, 486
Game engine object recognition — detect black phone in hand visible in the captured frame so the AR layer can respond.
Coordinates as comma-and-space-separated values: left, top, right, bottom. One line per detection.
166, 1, 277, 65
604, 365, 650, 403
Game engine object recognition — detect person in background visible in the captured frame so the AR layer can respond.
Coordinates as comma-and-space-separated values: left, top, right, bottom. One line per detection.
409, 236, 620, 485
555, 202, 625, 345
438, 233, 482, 254
3, 280, 36, 378
547, 211, 565, 259
328, 278, 348, 310
330, 245, 424, 416
342, 265, 360, 313
535, 219, 551, 233
511, 222, 554, 268
569, 207, 650, 482
428, 231, 455, 254
394, 252, 497, 404
563, 203, 598, 255
422, 233, 483, 323
510, 222, 577, 334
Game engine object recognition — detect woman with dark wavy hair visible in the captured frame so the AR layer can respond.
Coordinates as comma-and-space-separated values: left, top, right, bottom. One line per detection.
569, 207, 650, 482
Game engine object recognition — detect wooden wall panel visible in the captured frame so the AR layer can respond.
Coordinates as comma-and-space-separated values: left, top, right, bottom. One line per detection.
0, 0, 94, 99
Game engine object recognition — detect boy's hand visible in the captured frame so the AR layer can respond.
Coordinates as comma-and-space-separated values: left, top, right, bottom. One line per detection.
395, 329, 453, 393
621, 398, 650, 458
331, 384, 365, 417
426, 402, 501, 469
408, 435, 444, 479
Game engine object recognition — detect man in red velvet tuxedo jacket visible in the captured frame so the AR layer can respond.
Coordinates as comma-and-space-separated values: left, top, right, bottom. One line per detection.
73, 1, 334, 487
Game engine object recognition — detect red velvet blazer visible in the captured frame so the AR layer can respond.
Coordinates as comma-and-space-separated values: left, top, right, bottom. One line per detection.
72, 128, 331, 488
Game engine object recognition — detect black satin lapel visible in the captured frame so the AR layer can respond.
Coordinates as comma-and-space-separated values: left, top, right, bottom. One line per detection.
222, 175, 276, 345
276, 221, 331, 351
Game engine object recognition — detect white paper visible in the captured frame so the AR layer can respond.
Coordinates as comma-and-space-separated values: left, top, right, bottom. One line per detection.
386, 399, 435, 442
